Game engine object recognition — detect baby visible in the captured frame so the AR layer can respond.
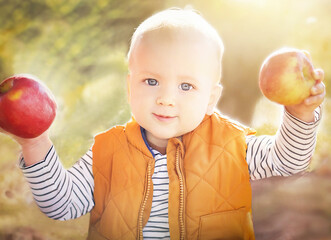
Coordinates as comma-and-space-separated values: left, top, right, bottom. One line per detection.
2, 8, 325, 240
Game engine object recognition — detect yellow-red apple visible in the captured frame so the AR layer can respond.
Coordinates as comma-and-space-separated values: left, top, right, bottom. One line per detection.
0, 74, 57, 138
259, 48, 316, 105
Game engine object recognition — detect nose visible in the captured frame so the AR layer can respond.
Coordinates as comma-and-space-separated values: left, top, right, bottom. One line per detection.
156, 97, 175, 106
156, 88, 175, 107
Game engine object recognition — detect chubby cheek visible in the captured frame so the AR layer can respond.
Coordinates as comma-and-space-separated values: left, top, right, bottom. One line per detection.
130, 96, 144, 117
180, 96, 209, 124
190, 93, 210, 112
129, 88, 152, 117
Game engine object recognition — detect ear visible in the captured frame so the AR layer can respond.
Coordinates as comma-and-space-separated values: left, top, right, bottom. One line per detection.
126, 74, 131, 103
206, 84, 222, 115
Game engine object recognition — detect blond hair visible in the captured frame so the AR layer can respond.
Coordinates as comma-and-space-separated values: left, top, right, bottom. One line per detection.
127, 8, 224, 83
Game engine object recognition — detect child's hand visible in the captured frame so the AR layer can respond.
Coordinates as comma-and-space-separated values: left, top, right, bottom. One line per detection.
0, 126, 49, 149
1, 127, 52, 166
285, 68, 325, 122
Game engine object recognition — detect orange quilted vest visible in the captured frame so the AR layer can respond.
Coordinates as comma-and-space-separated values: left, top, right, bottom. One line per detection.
88, 112, 256, 240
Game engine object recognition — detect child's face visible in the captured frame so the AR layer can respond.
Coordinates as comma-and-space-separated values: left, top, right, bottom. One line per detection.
128, 29, 221, 146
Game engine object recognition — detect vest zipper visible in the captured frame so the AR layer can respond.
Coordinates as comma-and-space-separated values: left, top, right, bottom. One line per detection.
138, 160, 152, 240
175, 146, 185, 240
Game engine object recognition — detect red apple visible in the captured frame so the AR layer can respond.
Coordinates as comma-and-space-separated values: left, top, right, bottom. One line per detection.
259, 48, 316, 105
0, 74, 57, 138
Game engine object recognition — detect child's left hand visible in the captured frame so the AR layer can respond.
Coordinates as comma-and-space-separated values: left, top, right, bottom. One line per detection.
285, 68, 325, 122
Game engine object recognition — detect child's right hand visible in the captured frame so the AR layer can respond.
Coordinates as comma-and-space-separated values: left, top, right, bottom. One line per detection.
0, 127, 52, 166
0, 126, 44, 146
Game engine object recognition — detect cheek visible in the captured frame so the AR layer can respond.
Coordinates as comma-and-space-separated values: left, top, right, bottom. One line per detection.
180, 94, 210, 120
130, 87, 152, 111
184, 93, 210, 111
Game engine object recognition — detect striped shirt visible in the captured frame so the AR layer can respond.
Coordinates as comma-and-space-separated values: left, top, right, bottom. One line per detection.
19, 109, 321, 239
143, 150, 170, 239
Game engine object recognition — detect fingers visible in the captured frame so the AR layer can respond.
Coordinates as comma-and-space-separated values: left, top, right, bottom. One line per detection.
304, 93, 325, 106
301, 49, 324, 83
305, 83, 326, 105
311, 81, 325, 95
313, 68, 324, 82
309, 68, 325, 106
302, 50, 312, 62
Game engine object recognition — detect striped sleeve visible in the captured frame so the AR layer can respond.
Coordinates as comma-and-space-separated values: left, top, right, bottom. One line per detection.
246, 107, 321, 180
19, 145, 95, 220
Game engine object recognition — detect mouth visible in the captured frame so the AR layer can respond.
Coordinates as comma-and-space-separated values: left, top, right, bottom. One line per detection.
153, 113, 177, 122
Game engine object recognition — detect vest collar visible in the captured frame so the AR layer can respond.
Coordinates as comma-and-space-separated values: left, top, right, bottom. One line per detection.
124, 114, 215, 159
140, 127, 157, 158
124, 117, 154, 159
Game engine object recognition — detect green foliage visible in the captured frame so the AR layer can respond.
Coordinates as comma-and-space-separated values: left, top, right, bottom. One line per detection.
0, 0, 164, 238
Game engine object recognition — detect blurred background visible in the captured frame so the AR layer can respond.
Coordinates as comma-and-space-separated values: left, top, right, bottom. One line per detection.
0, 0, 330, 239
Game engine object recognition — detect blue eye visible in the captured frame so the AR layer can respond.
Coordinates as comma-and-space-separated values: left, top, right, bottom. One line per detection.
179, 83, 193, 91
145, 79, 158, 86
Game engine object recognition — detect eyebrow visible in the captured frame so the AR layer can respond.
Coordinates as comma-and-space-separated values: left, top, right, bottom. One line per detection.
178, 75, 196, 81
137, 71, 198, 84
137, 71, 162, 79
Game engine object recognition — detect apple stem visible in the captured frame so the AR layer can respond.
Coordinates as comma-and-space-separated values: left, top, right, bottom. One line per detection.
0, 78, 14, 94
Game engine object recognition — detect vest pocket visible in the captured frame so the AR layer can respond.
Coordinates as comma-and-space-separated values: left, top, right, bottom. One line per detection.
198, 208, 254, 240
